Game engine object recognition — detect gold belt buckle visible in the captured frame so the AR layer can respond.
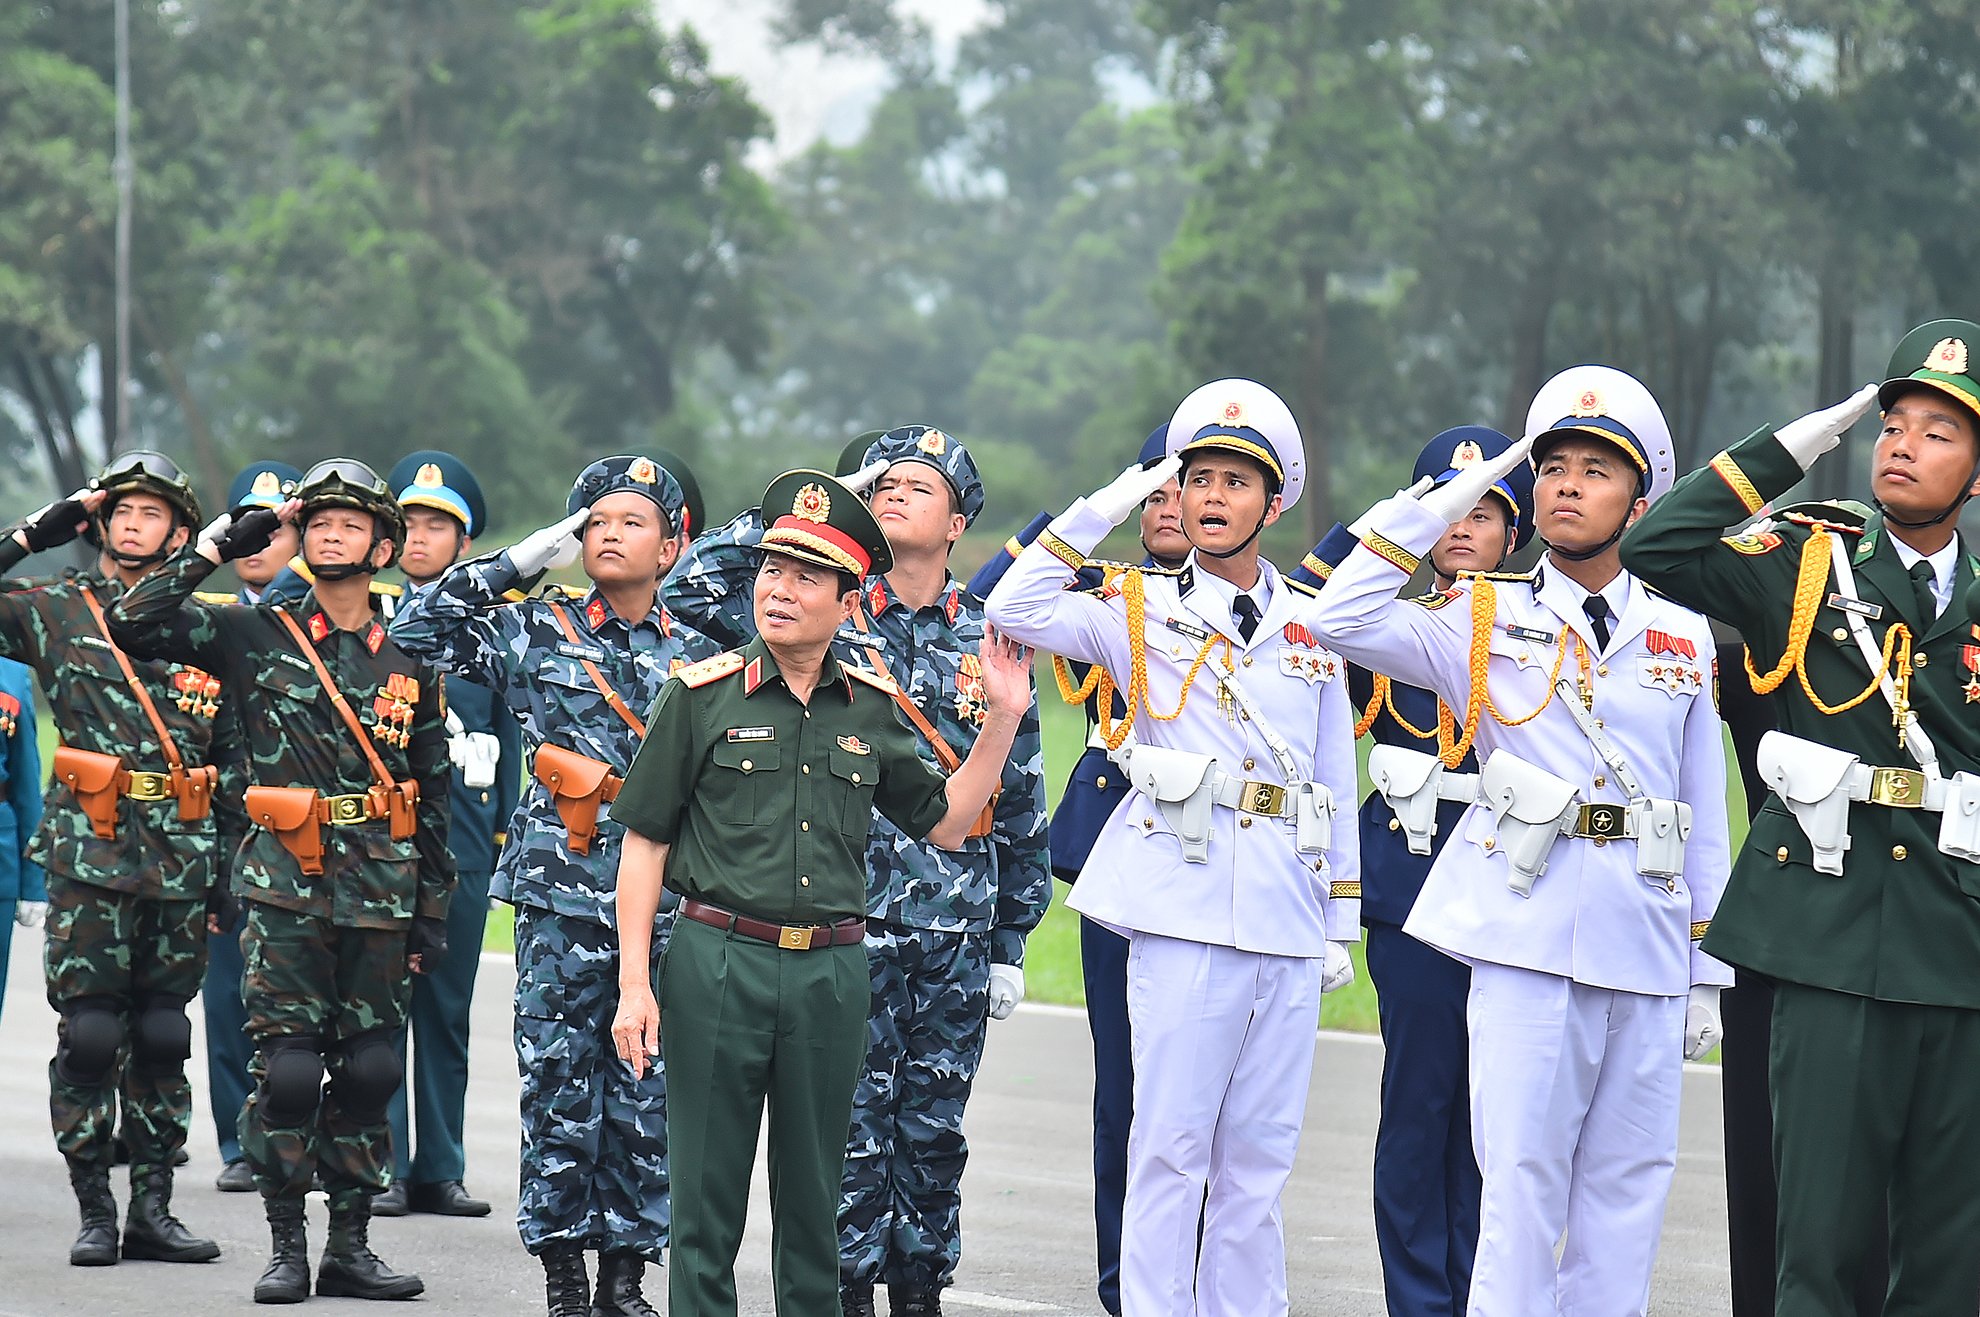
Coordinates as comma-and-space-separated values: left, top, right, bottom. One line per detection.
1868, 766, 1925, 808
326, 794, 371, 825
778, 925, 814, 950
1243, 781, 1287, 817
124, 770, 172, 802
1575, 803, 1629, 839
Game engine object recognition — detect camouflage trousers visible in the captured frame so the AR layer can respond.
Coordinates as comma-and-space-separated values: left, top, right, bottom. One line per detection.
514, 904, 670, 1260
43, 876, 207, 1169
839, 924, 990, 1288
238, 903, 411, 1199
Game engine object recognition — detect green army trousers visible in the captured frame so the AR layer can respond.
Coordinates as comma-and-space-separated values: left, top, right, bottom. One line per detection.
660, 914, 870, 1316
1771, 980, 1980, 1315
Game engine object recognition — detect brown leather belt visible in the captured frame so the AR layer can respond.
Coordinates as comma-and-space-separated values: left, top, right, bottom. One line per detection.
680, 898, 866, 951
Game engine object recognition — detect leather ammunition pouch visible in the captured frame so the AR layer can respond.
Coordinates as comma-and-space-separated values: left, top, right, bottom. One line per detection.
534, 743, 623, 857
54, 746, 124, 841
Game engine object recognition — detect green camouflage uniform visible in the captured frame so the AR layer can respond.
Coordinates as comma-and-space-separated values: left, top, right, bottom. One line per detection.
107, 548, 453, 1202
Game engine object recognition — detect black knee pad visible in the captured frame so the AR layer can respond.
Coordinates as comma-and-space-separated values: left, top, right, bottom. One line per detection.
55, 1000, 125, 1087
131, 995, 194, 1079
330, 1030, 402, 1126
259, 1037, 326, 1127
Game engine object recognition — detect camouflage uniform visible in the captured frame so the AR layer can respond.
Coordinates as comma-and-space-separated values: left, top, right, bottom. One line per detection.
105, 549, 454, 1204
392, 548, 715, 1262
666, 482, 1052, 1294
0, 568, 245, 1172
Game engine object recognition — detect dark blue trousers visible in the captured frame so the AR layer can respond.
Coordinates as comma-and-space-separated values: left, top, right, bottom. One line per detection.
201, 924, 253, 1163
390, 868, 491, 1184
1366, 921, 1481, 1317
1081, 915, 1131, 1316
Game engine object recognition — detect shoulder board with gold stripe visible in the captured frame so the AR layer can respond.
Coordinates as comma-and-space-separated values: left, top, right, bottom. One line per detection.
840, 662, 898, 694
193, 591, 238, 605
1777, 507, 1867, 537
1411, 586, 1464, 611
501, 587, 532, 603
1457, 568, 1536, 584
371, 581, 402, 598
676, 651, 744, 688
539, 584, 578, 603
1282, 576, 1319, 598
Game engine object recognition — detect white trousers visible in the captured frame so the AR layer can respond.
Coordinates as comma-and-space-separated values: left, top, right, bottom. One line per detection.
1464, 962, 1686, 1317
1119, 932, 1320, 1317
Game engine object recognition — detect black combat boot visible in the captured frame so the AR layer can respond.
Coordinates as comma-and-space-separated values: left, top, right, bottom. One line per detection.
841, 1280, 878, 1317
67, 1160, 119, 1266
542, 1245, 591, 1317
316, 1191, 424, 1300
254, 1198, 310, 1304
589, 1249, 660, 1317
889, 1283, 945, 1317
122, 1164, 221, 1261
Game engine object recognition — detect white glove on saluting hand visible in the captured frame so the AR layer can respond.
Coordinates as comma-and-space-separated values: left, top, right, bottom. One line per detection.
509, 508, 591, 576
842, 458, 892, 495
987, 964, 1024, 1021
1088, 456, 1183, 526
1774, 384, 1880, 472
1321, 941, 1355, 995
15, 900, 46, 928
1416, 435, 1534, 526
1684, 985, 1723, 1061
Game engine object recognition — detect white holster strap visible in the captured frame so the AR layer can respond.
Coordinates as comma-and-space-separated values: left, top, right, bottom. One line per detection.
1478, 750, 1580, 898
1939, 772, 1980, 863
1628, 798, 1692, 880
1369, 745, 1480, 856
1119, 744, 1219, 864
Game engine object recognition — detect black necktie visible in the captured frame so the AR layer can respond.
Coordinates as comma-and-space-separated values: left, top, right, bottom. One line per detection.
1233, 594, 1261, 642
1910, 559, 1939, 621
1583, 594, 1612, 651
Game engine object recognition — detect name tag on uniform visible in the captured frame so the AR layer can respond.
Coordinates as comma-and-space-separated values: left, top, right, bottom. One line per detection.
275, 652, 313, 673
1826, 594, 1883, 620
1502, 624, 1556, 645
726, 726, 775, 742
556, 641, 608, 661
1163, 616, 1211, 642
72, 634, 113, 651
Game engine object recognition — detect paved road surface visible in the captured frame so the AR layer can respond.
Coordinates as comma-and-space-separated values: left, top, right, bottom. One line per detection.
0, 923, 1731, 1314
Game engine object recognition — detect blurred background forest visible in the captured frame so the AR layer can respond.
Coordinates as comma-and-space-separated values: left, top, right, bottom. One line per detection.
6, 0, 1979, 565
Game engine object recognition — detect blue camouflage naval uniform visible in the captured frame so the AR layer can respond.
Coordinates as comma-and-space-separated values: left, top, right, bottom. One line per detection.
0, 656, 45, 1021
393, 547, 714, 1261
665, 428, 1052, 1294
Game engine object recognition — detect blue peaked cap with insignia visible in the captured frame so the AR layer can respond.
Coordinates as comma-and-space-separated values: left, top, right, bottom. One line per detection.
1137, 426, 1169, 469
387, 449, 486, 538
858, 424, 986, 526
225, 460, 303, 513
566, 454, 688, 535
1414, 425, 1535, 550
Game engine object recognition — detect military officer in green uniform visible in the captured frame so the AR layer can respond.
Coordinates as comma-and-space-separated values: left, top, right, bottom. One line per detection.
1622, 320, 1980, 1315
609, 469, 1032, 1317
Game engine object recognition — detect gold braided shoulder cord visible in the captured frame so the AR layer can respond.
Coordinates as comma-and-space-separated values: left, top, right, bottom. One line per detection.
1354, 671, 1449, 746
1444, 577, 1578, 765
1050, 568, 1229, 752
1743, 528, 1914, 717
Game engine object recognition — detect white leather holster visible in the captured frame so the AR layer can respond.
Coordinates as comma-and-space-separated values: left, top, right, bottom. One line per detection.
1368, 744, 1481, 856
1478, 749, 1580, 897
1118, 744, 1219, 863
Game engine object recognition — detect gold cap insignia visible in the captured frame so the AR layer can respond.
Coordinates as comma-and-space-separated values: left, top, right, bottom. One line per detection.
916, 429, 947, 456
251, 470, 283, 497
627, 457, 657, 484
413, 462, 444, 489
1221, 399, 1246, 425
793, 483, 831, 523
1927, 337, 1970, 377
1450, 440, 1483, 468
1570, 388, 1605, 417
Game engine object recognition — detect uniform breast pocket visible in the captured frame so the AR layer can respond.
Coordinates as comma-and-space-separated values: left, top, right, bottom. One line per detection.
827, 745, 879, 838
253, 664, 321, 714
708, 741, 780, 826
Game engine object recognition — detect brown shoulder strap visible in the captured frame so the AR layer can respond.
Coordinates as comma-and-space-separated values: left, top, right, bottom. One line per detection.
77, 584, 184, 772
547, 601, 647, 740
271, 607, 397, 792
850, 608, 963, 774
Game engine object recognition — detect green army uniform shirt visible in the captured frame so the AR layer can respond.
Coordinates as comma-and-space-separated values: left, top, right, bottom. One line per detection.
1621, 426, 1980, 1008
613, 634, 950, 925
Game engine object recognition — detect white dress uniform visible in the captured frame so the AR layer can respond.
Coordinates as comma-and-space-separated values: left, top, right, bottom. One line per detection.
985, 381, 1362, 1317
1302, 367, 1733, 1317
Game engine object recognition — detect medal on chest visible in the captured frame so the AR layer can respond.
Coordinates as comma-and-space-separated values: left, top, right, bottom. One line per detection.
0, 690, 17, 736
953, 653, 988, 726
371, 673, 419, 748
1963, 641, 1980, 703
171, 666, 222, 719
1278, 623, 1339, 685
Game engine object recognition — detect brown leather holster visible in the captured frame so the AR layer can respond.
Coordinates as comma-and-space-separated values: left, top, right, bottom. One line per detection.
54, 746, 124, 841
246, 785, 327, 876
534, 743, 624, 857
171, 764, 218, 823
377, 780, 418, 842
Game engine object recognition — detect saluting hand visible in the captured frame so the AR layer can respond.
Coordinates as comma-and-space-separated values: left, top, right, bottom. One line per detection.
612, 985, 662, 1079
1414, 435, 1534, 526
14, 487, 104, 554
510, 506, 592, 576
1774, 383, 1881, 473
977, 625, 1033, 719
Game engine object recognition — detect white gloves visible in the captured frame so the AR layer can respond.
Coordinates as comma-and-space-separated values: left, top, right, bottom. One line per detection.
16, 900, 46, 928
1684, 984, 1723, 1060
1417, 436, 1534, 525
509, 508, 591, 576
987, 964, 1024, 1020
842, 458, 892, 495
1774, 384, 1880, 472
1088, 456, 1183, 526
1321, 941, 1355, 995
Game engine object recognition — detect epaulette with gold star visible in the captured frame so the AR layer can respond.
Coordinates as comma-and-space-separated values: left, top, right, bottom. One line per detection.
1777, 500, 1870, 537
677, 651, 744, 688
841, 662, 899, 694
193, 591, 238, 605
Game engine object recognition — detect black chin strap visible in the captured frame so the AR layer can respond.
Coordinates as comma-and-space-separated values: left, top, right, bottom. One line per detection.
1876, 458, 1980, 530
1189, 481, 1281, 561
105, 546, 171, 571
